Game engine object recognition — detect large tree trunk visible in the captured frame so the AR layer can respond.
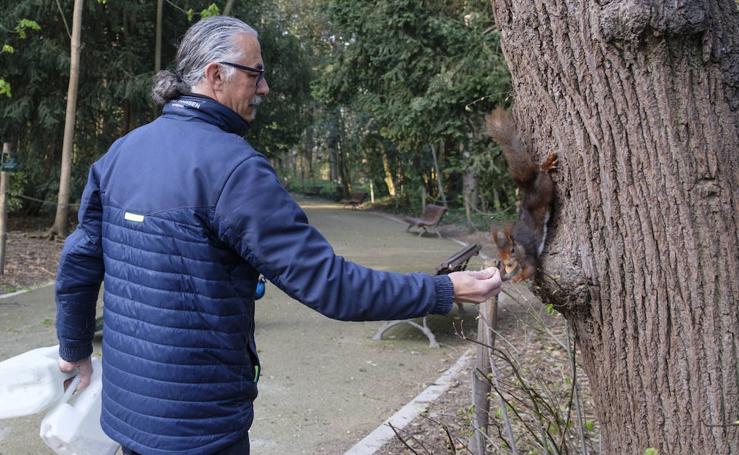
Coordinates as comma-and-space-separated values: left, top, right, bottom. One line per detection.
50, 0, 84, 238
489, 1, 738, 453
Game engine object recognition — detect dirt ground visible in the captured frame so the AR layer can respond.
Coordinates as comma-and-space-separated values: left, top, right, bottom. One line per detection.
370, 220, 601, 454
0, 231, 63, 295
0, 216, 72, 294
0, 209, 600, 454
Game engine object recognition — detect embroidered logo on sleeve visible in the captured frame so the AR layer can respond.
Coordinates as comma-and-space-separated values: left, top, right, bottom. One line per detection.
124, 212, 145, 223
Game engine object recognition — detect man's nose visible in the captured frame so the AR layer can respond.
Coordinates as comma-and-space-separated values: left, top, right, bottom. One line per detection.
257, 78, 269, 96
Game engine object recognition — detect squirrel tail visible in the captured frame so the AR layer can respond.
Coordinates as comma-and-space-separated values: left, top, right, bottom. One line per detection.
485, 107, 535, 185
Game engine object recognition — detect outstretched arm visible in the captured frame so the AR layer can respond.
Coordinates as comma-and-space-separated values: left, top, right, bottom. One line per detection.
214, 155, 457, 321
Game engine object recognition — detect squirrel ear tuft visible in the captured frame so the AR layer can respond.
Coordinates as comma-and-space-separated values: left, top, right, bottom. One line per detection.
491, 225, 509, 249
503, 222, 514, 237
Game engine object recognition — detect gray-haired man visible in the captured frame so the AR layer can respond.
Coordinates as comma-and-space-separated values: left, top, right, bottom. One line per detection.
55, 16, 502, 455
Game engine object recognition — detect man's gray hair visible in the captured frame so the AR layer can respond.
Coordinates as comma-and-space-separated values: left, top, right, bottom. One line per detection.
151, 16, 257, 106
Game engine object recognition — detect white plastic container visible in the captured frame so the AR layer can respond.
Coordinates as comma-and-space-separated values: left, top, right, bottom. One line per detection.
40, 356, 120, 455
0, 345, 76, 419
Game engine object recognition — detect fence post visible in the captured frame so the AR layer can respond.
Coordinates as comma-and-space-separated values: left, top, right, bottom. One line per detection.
469, 294, 498, 454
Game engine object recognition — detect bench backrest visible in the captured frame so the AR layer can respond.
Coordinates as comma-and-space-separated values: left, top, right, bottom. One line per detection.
421, 204, 447, 224
435, 243, 481, 275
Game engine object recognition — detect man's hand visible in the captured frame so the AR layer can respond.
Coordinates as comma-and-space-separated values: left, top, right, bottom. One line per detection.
59, 356, 93, 393
449, 267, 502, 303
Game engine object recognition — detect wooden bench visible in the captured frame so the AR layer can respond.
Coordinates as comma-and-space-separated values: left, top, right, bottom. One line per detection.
342, 191, 367, 209
403, 204, 448, 237
372, 243, 481, 347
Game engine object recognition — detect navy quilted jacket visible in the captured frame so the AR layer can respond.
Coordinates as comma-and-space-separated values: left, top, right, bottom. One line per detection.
55, 95, 454, 455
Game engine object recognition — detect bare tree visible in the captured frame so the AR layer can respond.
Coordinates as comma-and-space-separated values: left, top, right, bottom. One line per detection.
155, 0, 163, 73
223, 0, 237, 16
489, 0, 738, 453
50, 0, 84, 238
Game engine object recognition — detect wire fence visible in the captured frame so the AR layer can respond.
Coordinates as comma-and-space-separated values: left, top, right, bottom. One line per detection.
12, 194, 80, 209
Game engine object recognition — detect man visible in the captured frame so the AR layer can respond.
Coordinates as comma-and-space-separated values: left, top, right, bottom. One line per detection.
55, 16, 501, 455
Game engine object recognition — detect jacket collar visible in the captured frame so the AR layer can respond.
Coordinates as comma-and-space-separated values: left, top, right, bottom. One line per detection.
163, 94, 250, 136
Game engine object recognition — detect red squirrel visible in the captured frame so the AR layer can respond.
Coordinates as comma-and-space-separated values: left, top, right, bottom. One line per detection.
486, 107, 557, 283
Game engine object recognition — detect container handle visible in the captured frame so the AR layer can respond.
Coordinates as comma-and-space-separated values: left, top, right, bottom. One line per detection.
61, 375, 81, 404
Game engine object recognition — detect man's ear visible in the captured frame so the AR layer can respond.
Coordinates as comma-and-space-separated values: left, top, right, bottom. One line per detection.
202, 62, 225, 92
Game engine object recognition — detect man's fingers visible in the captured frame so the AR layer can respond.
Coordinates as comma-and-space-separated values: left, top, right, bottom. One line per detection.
75, 360, 93, 392
449, 267, 502, 304
467, 267, 498, 280
58, 359, 76, 373
58, 356, 93, 393
76, 374, 92, 392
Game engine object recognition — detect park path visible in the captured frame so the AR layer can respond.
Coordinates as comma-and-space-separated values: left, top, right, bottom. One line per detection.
0, 197, 483, 455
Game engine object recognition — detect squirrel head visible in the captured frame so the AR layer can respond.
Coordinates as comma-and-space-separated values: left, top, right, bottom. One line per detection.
491, 223, 518, 274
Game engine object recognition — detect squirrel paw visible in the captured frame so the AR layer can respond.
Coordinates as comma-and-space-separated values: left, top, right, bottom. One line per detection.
541, 151, 558, 172
511, 264, 536, 283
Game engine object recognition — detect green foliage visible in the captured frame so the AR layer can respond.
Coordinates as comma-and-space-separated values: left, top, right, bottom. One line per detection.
0, 79, 11, 97
1, 0, 513, 219
244, 10, 314, 158
1, 16, 42, 102
644, 449, 659, 455
7, 171, 28, 212
15, 19, 41, 39
1, 0, 315, 214
199, 3, 220, 18
309, 0, 514, 214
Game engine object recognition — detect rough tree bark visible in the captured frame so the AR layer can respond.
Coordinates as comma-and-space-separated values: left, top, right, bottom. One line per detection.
50, 0, 84, 238
489, 0, 738, 453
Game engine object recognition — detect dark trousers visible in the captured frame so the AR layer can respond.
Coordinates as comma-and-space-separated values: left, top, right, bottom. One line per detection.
121, 434, 250, 455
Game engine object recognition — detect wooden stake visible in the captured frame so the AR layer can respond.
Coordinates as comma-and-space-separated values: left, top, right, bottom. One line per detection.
470, 295, 498, 454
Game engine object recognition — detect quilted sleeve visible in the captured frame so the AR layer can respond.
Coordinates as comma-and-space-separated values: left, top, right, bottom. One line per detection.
212, 154, 453, 321
55, 165, 105, 362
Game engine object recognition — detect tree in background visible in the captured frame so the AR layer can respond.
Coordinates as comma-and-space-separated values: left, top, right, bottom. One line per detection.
2, 0, 514, 221
314, 0, 513, 213
0, 0, 315, 220
490, 0, 738, 452
49, 0, 83, 238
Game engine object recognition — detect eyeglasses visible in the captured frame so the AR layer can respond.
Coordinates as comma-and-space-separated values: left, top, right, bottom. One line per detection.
219, 61, 265, 87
